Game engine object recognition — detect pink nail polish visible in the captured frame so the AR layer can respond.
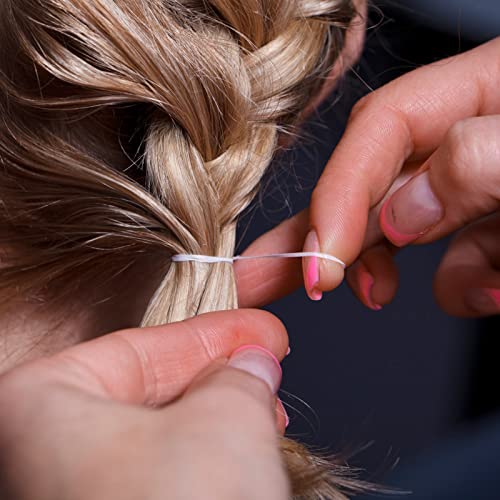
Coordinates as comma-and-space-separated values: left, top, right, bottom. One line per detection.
277, 399, 290, 428
464, 288, 500, 314
357, 263, 382, 311
380, 171, 444, 247
489, 289, 500, 305
309, 287, 322, 301
379, 201, 423, 247
303, 230, 322, 301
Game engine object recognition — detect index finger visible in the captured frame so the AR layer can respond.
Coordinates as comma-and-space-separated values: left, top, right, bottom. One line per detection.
307, 37, 500, 292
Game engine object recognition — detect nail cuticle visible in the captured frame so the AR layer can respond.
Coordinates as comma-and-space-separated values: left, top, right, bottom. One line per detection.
231, 344, 282, 374
380, 172, 444, 246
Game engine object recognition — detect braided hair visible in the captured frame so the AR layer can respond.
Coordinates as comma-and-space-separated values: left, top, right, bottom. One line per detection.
0, 0, 371, 497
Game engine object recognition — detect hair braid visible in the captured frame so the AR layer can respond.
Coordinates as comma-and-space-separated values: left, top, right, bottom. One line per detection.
0, 0, 373, 497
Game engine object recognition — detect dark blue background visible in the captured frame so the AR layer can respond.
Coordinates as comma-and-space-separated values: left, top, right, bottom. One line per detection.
238, 2, 500, 494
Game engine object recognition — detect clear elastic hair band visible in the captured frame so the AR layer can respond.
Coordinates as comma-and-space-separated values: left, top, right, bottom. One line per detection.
171, 252, 346, 269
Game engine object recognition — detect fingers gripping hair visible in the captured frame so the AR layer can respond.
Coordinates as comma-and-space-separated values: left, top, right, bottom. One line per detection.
0, 0, 362, 498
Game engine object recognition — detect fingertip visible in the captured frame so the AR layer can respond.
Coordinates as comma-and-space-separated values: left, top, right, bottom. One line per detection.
379, 170, 446, 247
346, 245, 399, 310
463, 288, 500, 316
307, 202, 368, 295
232, 309, 290, 361
319, 259, 346, 295
302, 229, 346, 298
346, 261, 381, 310
359, 266, 382, 311
369, 253, 399, 307
433, 215, 500, 317
434, 266, 500, 318
228, 345, 282, 395
276, 398, 289, 435
379, 199, 414, 247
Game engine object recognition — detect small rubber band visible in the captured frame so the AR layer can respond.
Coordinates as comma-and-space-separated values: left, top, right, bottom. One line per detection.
171, 252, 346, 268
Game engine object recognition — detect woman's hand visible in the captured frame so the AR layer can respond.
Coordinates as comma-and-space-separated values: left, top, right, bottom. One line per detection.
0, 309, 289, 500
237, 37, 500, 317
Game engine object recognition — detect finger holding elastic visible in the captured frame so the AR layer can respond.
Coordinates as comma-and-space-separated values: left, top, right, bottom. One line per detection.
346, 243, 399, 310
379, 116, 500, 247
304, 38, 500, 298
434, 214, 500, 317
235, 165, 405, 306
1, 309, 288, 408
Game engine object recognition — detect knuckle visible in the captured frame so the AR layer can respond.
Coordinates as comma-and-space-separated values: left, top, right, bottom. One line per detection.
349, 93, 374, 121
445, 118, 499, 189
446, 120, 478, 176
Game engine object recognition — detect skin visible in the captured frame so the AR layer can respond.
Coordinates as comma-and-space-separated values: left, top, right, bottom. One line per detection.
0, 0, 368, 372
0, 4, 367, 498
238, 37, 500, 318
2, 21, 487, 500
0, 310, 290, 499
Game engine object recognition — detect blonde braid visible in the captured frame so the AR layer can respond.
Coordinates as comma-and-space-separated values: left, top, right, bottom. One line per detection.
142, 0, 349, 324
0, 0, 372, 497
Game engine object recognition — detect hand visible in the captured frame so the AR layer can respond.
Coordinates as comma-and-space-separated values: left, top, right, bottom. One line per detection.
237, 37, 500, 317
0, 309, 290, 500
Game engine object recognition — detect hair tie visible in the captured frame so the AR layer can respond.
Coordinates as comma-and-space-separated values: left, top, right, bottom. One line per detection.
171, 252, 346, 268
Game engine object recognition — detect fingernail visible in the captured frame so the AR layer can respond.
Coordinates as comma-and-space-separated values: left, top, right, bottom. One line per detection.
356, 262, 382, 311
229, 345, 282, 394
277, 398, 290, 428
286, 346, 291, 356
380, 171, 444, 247
464, 288, 500, 314
303, 230, 322, 301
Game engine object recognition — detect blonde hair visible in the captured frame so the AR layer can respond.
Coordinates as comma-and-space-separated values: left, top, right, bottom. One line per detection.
0, 0, 369, 497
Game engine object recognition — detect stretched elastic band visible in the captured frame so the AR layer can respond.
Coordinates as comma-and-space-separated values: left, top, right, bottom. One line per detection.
171, 252, 346, 268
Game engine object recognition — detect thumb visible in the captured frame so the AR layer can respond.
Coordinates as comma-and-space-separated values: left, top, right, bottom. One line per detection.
379, 116, 500, 247
172, 345, 289, 500
184, 345, 282, 427
0, 310, 288, 409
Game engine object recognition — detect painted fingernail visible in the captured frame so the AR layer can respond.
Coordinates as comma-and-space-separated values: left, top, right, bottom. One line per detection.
464, 288, 500, 315
229, 345, 282, 394
355, 262, 382, 311
286, 346, 291, 356
303, 230, 322, 301
380, 171, 444, 247
277, 398, 290, 428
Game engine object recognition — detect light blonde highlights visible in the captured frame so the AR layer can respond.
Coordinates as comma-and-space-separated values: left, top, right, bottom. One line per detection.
0, 0, 371, 497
